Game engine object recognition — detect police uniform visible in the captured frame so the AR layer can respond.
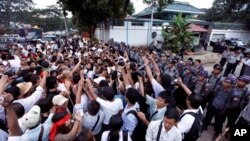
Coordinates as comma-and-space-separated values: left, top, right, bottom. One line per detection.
220, 49, 230, 67
224, 51, 237, 77
203, 77, 236, 136
226, 75, 250, 128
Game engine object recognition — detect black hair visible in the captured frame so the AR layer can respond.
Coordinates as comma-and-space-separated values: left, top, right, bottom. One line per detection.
125, 88, 139, 105
50, 70, 58, 76
99, 80, 109, 87
23, 74, 32, 82
52, 111, 68, 123
5, 86, 20, 100
87, 100, 100, 115
51, 56, 57, 63
164, 108, 180, 122
12, 103, 25, 118
108, 115, 123, 141
195, 59, 201, 63
37, 98, 53, 114
159, 74, 172, 89
46, 76, 58, 90
187, 94, 203, 109
74, 128, 95, 141
102, 87, 115, 101
73, 75, 81, 84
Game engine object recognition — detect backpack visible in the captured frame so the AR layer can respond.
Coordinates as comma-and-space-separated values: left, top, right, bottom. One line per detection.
126, 110, 147, 141
180, 110, 203, 141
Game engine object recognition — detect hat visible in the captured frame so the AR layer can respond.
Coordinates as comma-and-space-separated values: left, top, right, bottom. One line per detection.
20, 105, 41, 128
185, 66, 194, 73
224, 76, 235, 84
213, 64, 223, 71
176, 63, 184, 69
198, 70, 208, 78
238, 75, 250, 84
99, 86, 115, 99
16, 82, 33, 94
52, 94, 68, 106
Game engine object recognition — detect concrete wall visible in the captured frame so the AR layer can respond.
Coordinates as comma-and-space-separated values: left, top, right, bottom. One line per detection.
210, 29, 250, 43
95, 21, 164, 46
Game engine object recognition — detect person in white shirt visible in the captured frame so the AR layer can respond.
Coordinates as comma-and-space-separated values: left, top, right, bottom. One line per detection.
146, 108, 182, 141
177, 93, 203, 140
85, 79, 123, 131
101, 114, 132, 141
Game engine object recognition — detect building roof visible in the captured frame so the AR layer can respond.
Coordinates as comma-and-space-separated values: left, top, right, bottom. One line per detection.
134, 1, 205, 17
187, 24, 208, 32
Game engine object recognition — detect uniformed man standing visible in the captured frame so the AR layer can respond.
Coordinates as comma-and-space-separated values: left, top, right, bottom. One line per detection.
206, 64, 223, 108
232, 49, 243, 74
240, 51, 250, 77
220, 47, 230, 67
203, 77, 236, 140
226, 75, 250, 129
163, 59, 178, 84
224, 49, 237, 77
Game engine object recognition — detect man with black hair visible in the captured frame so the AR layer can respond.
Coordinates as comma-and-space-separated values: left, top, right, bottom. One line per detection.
122, 88, 140, 135
146, 108, 182, 141
177, 94, 203, 141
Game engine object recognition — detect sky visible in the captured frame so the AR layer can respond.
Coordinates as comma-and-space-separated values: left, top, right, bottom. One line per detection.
33, 0, 215, 14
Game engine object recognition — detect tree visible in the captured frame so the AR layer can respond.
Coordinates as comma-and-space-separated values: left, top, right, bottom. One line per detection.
200, 0, 250, 29
59, 0, 135, 38
143, 0, 174, 10
0, 0, 33, 29
162, 13, 194, 53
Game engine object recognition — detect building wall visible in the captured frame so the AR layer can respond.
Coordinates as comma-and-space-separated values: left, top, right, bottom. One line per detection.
95, 21, 164, 46
210, 30, 250, 43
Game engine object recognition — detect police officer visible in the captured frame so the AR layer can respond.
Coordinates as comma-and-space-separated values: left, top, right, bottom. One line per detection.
232, 49, 243, 74
194, 59, 204, 75
193, 70, 209, 109
226, 75, 250, 128
240, 51, 250, 77
182, 66, 196, 90
206, 64, 223, 107
220, 47, 230, 67
163, 59, 178, 84
224, 49, 237, 77
203, 77, 236, 140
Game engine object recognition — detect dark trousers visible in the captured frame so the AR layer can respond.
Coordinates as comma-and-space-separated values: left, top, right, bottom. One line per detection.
227, 109, 241, 128
203, 106, 227, 134
224, 62, 236, 77
220, 57, 227, 67
231, 60, 240, 74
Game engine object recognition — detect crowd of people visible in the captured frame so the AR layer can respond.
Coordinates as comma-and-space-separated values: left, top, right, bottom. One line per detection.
0, 35, 249, 141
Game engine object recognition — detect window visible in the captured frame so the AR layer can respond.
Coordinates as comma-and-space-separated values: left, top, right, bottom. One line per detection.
211, 34, 225, 41
131, 22, 144, 26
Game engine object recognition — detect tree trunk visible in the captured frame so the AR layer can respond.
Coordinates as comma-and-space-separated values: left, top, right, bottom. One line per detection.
88, 25, 96, 41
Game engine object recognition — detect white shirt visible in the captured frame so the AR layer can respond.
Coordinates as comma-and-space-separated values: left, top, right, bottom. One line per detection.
96, 97, 123, 124
146, 120, 182, 141
151, 79, 165, 98
94, 76, 106, 84
14, 86, 44, 113
101, 130, 132, 141
0, 129, 8, 141
177, 108, 202, 136
83, 110, 105, 135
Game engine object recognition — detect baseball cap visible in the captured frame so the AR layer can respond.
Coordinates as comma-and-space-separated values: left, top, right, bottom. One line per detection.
52, 95, 68, 106
224, 76, 235, 84
198, 70, 208, 78
185, 66, 194, 73
16, 82, 33, 94
238, 75, 250, 84
20, 105, 41, 129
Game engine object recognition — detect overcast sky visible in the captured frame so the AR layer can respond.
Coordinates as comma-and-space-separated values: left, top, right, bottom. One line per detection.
33, 0, 215, 14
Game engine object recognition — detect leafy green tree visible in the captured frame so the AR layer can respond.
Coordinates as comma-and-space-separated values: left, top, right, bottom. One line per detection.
143, 0, 174, 10
0, 0, 33, 29
162, 13, 194, 53
200, 0, 250, 29
59, 0, 135, 38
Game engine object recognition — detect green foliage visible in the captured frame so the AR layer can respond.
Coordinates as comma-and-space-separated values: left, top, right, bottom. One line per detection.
162, 13, 194, 53
59, 0, 135, 38
200, 0, 250, 29
9, 6, 73, 32
143, 0, 174, 10
0, 0, 33, 28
